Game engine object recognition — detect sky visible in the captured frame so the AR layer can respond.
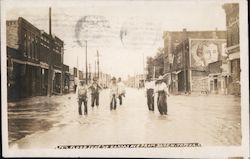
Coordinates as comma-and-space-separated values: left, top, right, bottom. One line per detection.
5, 0, 227, 79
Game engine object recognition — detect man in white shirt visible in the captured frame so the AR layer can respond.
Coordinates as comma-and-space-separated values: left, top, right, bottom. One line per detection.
76, 80, 88, 115
110, 77, 118, 110
117, 77, 126, 106
145, 78, 155, 111
155, 75, 169, 115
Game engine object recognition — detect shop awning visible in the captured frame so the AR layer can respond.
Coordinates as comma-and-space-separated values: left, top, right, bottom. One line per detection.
162, 73, 170, 78
40, 62, 49, 69
208, 73, 221, 77
172, 70, 181, 74
54, 69, 62, 73
221, 72, 231, 76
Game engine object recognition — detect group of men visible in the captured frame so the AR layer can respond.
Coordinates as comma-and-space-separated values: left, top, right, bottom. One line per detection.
76, 77, 126, 115
109, 77, 126, 110
76, 75, 169, 116
145, 75, 170, 115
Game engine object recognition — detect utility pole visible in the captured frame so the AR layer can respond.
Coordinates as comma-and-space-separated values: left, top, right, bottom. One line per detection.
49, 7, 52, 35
77, 56, 79, 78
89, 63, 91, 83
94, 60, 97, 78
142, 52, 145, 85
47, 7, 52, 96
183, 42, 187, 93
85, 40, 88, 84
97, 50, 100, 79
153, 65, 156, 80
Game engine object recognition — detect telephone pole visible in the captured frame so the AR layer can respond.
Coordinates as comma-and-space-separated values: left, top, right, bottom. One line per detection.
94, 60, 97, 78
77, 56, 79, 78
97, 50, 100, 79
89, 63, 91, 82
85, 40, 88, 84
143, 52, 145, 80
47, 7, 53, 96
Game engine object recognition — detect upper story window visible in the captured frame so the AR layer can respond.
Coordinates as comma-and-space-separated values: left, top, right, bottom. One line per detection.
23, 32, 27, 57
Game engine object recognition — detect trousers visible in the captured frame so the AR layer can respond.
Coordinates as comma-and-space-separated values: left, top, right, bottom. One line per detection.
110, 95, 117, 110
78, 97, 87, 115
157, 91, 167, 115
91, 93, 99, 107
147, 89, 154, 111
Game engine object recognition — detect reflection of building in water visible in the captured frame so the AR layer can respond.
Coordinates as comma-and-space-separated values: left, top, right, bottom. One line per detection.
223, 3, 240, 95
162, 28, 228, 94
7, 17, 69, 100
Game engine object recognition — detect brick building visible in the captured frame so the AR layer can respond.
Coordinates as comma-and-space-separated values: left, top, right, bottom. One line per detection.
223, 3, 240, 95
7, 17, 68, 100
162, 29, 227, 94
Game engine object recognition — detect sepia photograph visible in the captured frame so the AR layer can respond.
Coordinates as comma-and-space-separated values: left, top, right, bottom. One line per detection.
1, 0, 249, 158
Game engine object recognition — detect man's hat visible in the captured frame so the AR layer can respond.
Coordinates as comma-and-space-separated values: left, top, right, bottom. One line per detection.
157, 75, 164, 81
93, 77, 98, 81
111, 77, 116, 80
80, 80, 85, 84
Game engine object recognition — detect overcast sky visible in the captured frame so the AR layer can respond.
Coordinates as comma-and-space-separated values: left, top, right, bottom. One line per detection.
5, 0, 227, 79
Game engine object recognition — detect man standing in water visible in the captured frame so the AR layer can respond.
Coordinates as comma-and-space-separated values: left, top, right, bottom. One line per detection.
117, 77, 126, 106
76, 80, 88, 115
89, 77, 102, 108
155, 76, 169, 115
145, 78, 155, 111
110, 77, 118, 110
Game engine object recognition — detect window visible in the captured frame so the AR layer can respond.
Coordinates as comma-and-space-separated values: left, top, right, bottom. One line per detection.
227, 29, 231, 47
35, 37, 38, 60
31, 36, 34, 59
235, 24, 240, 45
27, 33, 31, 58
231, 59, 240, 80
23, 32, 27, 56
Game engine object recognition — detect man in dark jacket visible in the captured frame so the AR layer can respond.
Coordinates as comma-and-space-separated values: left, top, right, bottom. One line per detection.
89, 77, 102, 107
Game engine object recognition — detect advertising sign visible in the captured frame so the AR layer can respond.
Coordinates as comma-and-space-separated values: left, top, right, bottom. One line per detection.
190, 39, 226, 69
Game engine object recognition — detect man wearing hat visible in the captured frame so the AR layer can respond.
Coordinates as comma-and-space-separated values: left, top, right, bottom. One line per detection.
155, 75, 169, 115
145, 77, 155, 111
109, 77, 118, 110
76, 80, 88, 115
89, 77, 102, 108
117, 77, 126, 106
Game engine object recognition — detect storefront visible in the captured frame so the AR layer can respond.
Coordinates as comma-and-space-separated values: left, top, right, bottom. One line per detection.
7, 59, 42, 100
53, 69, 62, 94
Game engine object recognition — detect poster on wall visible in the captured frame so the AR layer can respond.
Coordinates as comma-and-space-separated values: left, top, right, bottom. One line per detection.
190, 39, 226, 69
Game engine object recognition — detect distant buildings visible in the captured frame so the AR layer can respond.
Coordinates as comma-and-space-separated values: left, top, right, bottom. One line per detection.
126, 74, 145, 88
7, 17, 69, 100
162, 29, 228, 94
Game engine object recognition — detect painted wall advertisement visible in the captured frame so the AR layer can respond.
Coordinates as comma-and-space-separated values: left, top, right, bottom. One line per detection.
190, 39, 227, 70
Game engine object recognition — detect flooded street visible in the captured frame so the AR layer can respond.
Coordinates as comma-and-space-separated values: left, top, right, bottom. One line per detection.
8, 88, 241, 149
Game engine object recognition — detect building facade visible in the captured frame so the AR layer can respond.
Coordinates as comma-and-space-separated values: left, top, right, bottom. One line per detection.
223, 3, 240, 95
126, 74, 145, 88
7, 17, 68, 100
163, 29, 227, 94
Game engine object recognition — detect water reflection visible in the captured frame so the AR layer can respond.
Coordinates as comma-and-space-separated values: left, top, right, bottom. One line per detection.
8, 99, 63, 145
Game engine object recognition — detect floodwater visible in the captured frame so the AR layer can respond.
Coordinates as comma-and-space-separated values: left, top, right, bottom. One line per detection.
8, 88, 241, 149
